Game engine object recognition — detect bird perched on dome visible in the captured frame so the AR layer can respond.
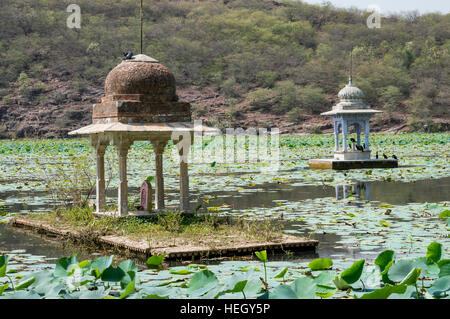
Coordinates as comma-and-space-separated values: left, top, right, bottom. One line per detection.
123, 51, 134, 60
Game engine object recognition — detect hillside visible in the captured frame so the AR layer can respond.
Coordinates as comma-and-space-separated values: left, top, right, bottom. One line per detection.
0, 0, 449, 139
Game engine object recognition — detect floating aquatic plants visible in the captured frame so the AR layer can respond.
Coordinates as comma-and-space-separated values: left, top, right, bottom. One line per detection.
0, 243, 449, 299
0, 133, 448, 299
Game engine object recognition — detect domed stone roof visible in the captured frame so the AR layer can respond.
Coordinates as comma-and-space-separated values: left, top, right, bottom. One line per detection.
89, 54, 191, 125
105, 55, 177, 102
338, 78, 364, 102
321, 76, 381, 116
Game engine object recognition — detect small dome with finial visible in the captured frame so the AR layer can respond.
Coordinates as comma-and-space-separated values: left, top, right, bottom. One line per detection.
338, 77, 365, 102
332, 76, 369, 110
104, 54, 177, 102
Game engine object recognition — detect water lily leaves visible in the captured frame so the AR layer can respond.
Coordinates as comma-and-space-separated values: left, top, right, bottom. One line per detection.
146, 253, 167, 270
428, 276, 450, 298
333, 276, 352, 290
117, 260, 138, 289
313, 271, 335, 285
273, 267, 288, 279
15, 277, 36, 291
101, 266, 126, 283
387, 259, 419, 283
78, 260, 90, 269
0, 284, 8, 296
229, 280, 248, 294
116, 260, 136, 274
54, 254, 78, 277
375, 250, 395, 273
400, 268, 422, 286
308, 258, 333, 271
187, 270, 219, 297
269, 285, 298, 299
255, 250, 268, 263
315, 284, 336, 298
219, 278, 249, 299
141, 287, 171, 299
90, 255, 113, 278
340, 260, 365, 285
169, 269, 193, 275
379, 220, 390, 227
42, 282, 64, 299
0, 255, 8, 277
439, 209, 450, 219
291, 277, 316, 299
438, 260, 450, 278
357, 284, 407, 299
426, 242, 442, 264
119, 279, 135, 299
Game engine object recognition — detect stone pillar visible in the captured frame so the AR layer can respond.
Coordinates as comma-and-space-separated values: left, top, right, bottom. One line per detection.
151, 139, 168, 211
115, 139, 132, 216
342, 120, 348, 152
178, 144, 190, 213
364, 119, 370, 151
334, 120, 339, 152
96, 145, 107, 213
91, 136, 108, 214
356, 123, 361, 147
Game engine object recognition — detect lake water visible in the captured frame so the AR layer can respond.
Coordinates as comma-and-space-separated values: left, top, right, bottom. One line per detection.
1, 176, 448, 264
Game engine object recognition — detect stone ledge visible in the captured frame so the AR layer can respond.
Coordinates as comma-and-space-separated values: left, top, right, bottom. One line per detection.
309, 158, 398, 170
9, 218, 318, 261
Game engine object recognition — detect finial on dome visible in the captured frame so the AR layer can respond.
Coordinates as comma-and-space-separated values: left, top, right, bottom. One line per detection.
140, 0, 143, 55
349, 46, 353, 85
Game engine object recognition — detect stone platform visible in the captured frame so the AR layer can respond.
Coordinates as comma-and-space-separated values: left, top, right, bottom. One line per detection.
10, 218, 319, 261
93, 211, 153, 218
309, 158, 398, 170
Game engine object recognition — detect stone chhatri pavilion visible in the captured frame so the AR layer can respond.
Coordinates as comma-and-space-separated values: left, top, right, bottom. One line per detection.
69, 54, 217, 216
309, 75, 398, 170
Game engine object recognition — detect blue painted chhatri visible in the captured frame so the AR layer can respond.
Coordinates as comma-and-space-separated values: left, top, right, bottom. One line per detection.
310, 75, 398, 169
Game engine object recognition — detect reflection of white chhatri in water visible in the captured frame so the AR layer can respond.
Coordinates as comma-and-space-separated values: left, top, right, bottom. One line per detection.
310, 69, 398, 170
335, 181, 370, 201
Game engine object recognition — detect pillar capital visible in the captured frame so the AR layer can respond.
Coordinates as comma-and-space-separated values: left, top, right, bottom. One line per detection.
91, 135, 109, 155
113, 135, 133, 156
150, 139, 169, 154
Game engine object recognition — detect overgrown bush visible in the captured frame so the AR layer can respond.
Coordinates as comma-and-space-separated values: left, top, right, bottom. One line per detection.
298, 85, 328, 114
379, 85, 403, 115
286, 107, 304, 122
247, 88, 278, 112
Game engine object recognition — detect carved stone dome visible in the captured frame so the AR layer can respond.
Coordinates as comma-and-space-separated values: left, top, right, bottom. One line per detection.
104, 55, 177, 102
338, 78, 364, 102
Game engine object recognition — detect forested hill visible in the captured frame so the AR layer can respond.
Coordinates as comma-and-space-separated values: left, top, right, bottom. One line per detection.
0, 0, 449, 138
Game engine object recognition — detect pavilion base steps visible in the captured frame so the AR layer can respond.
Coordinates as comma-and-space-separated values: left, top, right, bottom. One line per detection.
309, 159, 398, 170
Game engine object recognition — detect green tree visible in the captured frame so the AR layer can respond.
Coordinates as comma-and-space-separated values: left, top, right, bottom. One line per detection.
379, 86, 403, 115
298, 85, 328, 114
15, 72, 32, 99
273, 80, 299, 114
